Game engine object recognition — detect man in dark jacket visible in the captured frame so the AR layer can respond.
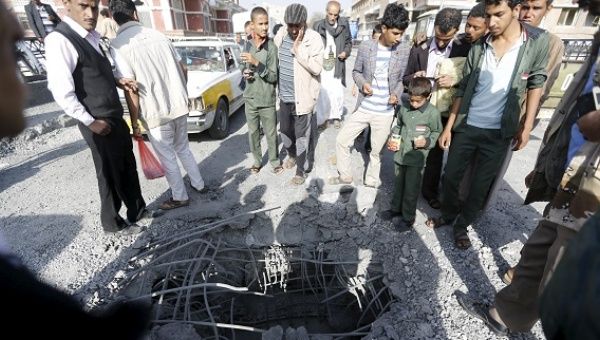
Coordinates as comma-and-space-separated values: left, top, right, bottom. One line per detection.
313, 0, 352, 128
402, 7, 471, 209
24, 0, 61, 41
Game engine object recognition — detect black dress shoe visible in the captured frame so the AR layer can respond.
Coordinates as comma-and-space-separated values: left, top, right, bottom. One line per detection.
380, 209, 402, 221
455, 290, 509, 336
136, 208, 164, 221
427, 198, 441, 209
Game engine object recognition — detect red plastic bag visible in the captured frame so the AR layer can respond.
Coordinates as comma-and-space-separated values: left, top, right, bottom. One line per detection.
136, 137, 165, 179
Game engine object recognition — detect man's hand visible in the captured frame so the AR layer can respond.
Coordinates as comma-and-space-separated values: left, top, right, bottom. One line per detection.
387, 138, 400, 151
513, 124, 532, 151
118, 78, 138, 94
132, 126, 143, 139
578, 110, 600, 142
338, 51, 347, 60
292, 27, 305, 55
388, 94, 399, 105
242, 69, 255, 80
88, 119, 111, 136
413, 71, 426, 78
240, 52, 258, 66
362, 83, 373, 96
438, 129, 452, 149
351, 85, 357, 97
436, 74, 454, 88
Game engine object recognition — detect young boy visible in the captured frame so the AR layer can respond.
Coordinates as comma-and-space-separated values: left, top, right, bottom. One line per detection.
240, 7, 282, 174
381, 77, 442, 229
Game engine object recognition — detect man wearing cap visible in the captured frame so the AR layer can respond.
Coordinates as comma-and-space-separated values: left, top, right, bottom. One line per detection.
274, 3, 324, 185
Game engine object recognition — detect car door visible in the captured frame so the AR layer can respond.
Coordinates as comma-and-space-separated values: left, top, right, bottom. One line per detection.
227, 44, 244, 112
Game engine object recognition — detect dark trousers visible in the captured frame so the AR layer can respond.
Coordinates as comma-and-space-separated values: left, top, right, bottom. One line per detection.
391, 163, 424, 222
421, 116, 449, 201
440, 125, 511, 236
279, 100, 317, 176
78, 118, 146, 232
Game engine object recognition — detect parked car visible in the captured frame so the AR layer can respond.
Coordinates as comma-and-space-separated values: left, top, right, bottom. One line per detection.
121, 37, 245, 139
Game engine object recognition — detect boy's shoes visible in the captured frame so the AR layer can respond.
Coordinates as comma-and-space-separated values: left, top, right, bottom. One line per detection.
290, 175, 305, 186
380, 210, 402, 221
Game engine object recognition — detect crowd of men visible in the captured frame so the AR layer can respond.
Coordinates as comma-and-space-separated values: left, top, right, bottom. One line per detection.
2, 0, 600, 338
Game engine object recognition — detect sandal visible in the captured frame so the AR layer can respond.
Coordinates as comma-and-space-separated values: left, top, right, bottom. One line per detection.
159, 198, 189, 210
249, 165, 261, 174
502, 267, 515, 285
454, 232, 472, 250
425, 217, 447, 229
284, 157, 296, 169
290, 175, 305, 185
328, 176, 353, 185
272, 165, 284, 174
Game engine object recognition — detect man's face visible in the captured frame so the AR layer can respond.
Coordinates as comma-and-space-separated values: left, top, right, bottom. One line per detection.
465, 16, 487, 43
433, 26, 457, 50
486, 1, 520, 36
245, 24, 253, 36
0, 5, 26, 137
519, 0, 550, 27
380, 25, 404, 47
409, 95, 428, 110
287, 23, 304, 40
62, 0, 99, 31
252, 14, 269, 39
575, 0, 600, 16
326, 4, 340, 25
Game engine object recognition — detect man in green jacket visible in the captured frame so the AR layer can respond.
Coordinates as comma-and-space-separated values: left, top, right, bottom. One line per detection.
241, 6, 282, 174
427, 0, 549, 250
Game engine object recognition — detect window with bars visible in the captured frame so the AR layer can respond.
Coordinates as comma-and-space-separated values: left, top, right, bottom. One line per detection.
558, 8, 579, 26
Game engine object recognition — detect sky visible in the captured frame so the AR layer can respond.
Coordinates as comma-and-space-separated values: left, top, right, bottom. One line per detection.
239, 0, 353, 17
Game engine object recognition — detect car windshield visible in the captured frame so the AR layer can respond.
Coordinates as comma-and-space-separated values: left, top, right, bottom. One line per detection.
176, 45, 226, 72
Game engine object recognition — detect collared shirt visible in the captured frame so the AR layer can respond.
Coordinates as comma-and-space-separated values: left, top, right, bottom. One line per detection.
45, 16, 104, 126
359, 43, 394, 115
467, 33, 524, 129
426, 39, 452, 78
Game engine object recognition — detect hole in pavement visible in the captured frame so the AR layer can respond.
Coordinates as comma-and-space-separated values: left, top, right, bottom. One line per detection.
128, 238, 395, 339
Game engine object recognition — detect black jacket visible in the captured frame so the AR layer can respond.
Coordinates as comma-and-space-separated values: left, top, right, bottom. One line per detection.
25, 2, 61, 39
313, 17, 352, 87
402, 34, 471, 88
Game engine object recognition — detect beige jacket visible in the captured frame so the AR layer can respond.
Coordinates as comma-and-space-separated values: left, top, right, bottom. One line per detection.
111, 22, 189, 129
274, 27, 324, 114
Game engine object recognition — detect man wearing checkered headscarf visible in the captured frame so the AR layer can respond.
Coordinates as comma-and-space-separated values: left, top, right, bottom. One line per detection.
273, 3, 324, 186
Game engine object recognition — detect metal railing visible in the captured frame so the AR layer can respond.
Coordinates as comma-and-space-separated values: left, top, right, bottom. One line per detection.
16, 37, 47, 81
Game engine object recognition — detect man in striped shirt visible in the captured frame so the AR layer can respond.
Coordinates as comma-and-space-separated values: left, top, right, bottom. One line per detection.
330, 3, 410, 188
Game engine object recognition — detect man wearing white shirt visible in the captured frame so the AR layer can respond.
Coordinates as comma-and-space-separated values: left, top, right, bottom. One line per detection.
110, 0, 206, 210
45, 0, 150, 235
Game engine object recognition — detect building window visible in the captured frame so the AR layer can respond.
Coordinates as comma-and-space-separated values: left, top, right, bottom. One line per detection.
558, 9, 579, 26
202, 3, 212, 33
585, 13, 600, 26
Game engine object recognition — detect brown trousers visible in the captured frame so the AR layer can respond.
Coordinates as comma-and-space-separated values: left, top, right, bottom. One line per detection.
494, 219, 577, 332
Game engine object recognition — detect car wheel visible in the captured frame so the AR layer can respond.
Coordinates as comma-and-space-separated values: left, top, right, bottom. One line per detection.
208, 98, 229, 139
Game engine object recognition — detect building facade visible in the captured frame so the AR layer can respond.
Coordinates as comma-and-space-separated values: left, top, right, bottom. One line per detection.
351, 0, 598, 41
7, 0, 245, 37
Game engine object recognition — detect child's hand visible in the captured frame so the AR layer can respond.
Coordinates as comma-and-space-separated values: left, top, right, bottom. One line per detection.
413, 135, 426, 149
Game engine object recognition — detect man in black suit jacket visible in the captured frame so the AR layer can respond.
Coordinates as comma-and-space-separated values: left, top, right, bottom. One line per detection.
25, 0, 61, 40
402, 7, 476, 209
